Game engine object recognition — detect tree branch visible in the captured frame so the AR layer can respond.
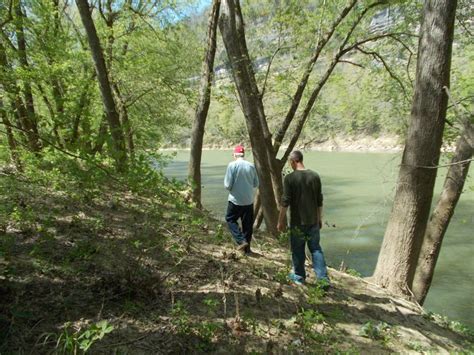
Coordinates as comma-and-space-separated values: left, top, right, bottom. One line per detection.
339, 59, 365, 69
0, 30, 17, 52
0, 0, 13, 28
355, 45, 409, 100
124, 87, 155, 108
260, 46, 281, 99
272, 0, 360, 154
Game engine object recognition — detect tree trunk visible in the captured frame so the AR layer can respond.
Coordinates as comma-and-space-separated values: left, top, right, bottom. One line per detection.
112, 82, 135, 159
372, 0, 457, 295
0, 98, 22, 169
101, 0, 135, 161
188, 0, 220, 209
92, 116, 108, 154
412, 122, 473, 304
14, 2, 41, 151
76, 0, 127, 170
219, 0, 278, 235
70, 72, 95, 146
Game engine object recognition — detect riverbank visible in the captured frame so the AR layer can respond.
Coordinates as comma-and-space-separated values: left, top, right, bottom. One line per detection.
163, 135, 403, 153
163, 134, 463, 153
1, 167, 472, 353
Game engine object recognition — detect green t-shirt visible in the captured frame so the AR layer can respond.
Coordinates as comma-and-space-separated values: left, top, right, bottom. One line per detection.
281, 169, 323, 226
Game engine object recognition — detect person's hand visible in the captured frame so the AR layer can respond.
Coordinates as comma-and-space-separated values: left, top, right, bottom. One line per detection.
319, 220, 323, 230
277, 221, 286, 232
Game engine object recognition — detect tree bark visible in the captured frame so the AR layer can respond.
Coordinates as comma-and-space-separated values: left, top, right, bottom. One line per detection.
92, 116, 108, 154
76, 0, 127, 170
14, 1, 41, 151
70, 71, 95, 146
101, 0, 136, 160
372, 0, 457, 295
112, 82, 135, 159
0, 98, 22, 169
412, 121, 473, 304
188, 0, 220, 209
219, 0, 279, 235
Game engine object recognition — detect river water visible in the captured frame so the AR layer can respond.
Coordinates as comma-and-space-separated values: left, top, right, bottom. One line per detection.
164, 150, 474, 327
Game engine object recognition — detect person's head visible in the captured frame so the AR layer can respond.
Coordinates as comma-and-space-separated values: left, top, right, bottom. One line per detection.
233, 145, 245, 159
288, 150, 303, 170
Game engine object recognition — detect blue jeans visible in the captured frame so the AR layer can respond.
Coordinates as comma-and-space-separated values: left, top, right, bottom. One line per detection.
225, 202, 253, 250
290, 224, 329, 283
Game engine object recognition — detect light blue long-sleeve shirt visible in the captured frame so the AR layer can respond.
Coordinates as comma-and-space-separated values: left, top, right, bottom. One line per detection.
224, 158, 259, 206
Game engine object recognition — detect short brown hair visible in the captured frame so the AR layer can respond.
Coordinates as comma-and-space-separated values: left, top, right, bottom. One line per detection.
289, 150, 303, 163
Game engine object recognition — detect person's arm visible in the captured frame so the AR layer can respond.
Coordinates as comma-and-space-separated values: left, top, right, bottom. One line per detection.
253, 167, 259, 188
316, 174, 323, 229
317, 206, 323, 229
278, 175, 291, 232
224, 164, 234, 191
278, 206, 288, 232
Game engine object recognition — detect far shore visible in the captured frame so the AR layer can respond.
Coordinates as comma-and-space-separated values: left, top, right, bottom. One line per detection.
161, 135, 404, 153
161, 135, 459, 154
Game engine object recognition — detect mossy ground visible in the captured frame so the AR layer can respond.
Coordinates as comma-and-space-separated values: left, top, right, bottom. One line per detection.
1, 168, 472, 354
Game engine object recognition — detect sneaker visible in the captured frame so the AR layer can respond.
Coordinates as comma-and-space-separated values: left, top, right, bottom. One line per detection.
289, 272, 305, 286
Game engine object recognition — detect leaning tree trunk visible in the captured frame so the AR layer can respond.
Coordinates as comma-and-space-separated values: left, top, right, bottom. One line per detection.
219, 0, 279, 235
188, 0, 220, 209
412, 121, 473, 304
14, 2, 41, 152
373, 0, 457, 295
76, 0, 127, 171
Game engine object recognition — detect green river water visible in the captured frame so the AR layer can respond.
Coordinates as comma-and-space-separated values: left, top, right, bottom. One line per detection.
164, 150, 474, 327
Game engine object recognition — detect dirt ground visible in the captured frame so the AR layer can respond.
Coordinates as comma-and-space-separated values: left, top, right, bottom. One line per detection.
1, 173, 472, 353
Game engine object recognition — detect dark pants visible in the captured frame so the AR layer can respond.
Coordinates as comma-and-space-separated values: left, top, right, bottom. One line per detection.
225, 201, 253, 251
290, 224, 329, 282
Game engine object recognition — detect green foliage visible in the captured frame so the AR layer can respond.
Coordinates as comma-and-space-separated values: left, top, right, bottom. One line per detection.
203, 297, 220, 313
66, 240, 99, 262
273, 267, 291, 284
297, 308, 325, 329
277, 230, 291, 245
307, 280, 329, 304
359, 321, 393, 343
170, 300, 221, 350
423, 312, 474, 339
296, 307, 326, 343
407, 341, 428, 352
346, 268, 362, 277
213, 224, 225, 243
171, 301, 191, 334
195, 321, 221, 350
41, 320, 114, 354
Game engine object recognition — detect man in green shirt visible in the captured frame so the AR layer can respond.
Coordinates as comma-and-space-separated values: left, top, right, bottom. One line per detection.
277, 150, 330, 287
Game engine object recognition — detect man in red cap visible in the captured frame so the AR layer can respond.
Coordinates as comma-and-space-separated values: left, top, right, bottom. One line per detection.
224, 145, 259, 254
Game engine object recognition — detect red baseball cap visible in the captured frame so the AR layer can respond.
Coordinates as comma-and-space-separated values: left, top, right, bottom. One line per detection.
234, 145, 245, 154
